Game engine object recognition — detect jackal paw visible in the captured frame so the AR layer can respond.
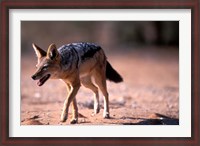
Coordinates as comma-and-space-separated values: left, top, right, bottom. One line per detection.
60, 114, 67, 122
103, 112, 110, 119
70, 118, 78, 124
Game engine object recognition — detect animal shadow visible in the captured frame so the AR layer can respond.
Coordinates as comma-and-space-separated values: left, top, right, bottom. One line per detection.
122, 113, 179, 125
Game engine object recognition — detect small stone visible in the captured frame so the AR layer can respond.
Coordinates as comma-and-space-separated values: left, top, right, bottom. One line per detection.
132, 101, 138, 108
29, 115, 39, 119
168, 104, 173, 109
81, 118, 86, 123
118, 97, 125, 105
34, 92, 41, 98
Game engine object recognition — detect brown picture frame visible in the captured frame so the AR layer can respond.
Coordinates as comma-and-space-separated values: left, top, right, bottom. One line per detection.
0, 0, 199, 145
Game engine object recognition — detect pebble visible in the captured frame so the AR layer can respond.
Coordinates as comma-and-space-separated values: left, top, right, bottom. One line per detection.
30, 115, 39, 119
34, 92, 41, 98
81, 118, 86, 123
132, 102, 138, 109
167, 104, 173, 109
117, 97, 126, 105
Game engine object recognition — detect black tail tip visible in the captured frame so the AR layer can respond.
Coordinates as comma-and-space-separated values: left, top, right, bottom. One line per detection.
106, 61, 123, 83
114, 76, 123, 83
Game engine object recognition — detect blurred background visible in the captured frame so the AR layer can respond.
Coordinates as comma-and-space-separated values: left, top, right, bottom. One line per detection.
21, 21, 179, 53
21, 21, 179, 125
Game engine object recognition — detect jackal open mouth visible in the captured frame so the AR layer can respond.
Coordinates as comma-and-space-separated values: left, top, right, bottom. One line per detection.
37, 74, 51, 86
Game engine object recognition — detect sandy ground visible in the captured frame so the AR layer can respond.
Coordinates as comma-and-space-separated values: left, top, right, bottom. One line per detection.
21, 47, 179, 125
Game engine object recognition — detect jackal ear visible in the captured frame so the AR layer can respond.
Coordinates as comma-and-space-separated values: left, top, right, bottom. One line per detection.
47, 44, 59, 60
32, 43, 46, 58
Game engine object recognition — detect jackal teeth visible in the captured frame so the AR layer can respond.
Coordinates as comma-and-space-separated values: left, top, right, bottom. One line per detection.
37, 74, 51, 86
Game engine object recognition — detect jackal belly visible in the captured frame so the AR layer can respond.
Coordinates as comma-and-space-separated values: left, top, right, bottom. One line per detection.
79, 57, 98, 78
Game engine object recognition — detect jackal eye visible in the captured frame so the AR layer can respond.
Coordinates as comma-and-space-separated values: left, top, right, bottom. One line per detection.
41, 65, 49, 71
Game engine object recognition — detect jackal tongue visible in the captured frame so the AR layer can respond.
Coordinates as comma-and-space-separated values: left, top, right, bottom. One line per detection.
37, 74, 50, 86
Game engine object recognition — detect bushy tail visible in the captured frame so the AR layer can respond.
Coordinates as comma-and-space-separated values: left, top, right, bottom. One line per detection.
106, 61, 123, 83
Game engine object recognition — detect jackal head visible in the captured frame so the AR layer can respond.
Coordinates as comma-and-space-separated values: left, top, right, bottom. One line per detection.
31, 43, 61, 86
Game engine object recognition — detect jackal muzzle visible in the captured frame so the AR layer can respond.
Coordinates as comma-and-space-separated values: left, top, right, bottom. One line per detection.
32, 74, 51, 86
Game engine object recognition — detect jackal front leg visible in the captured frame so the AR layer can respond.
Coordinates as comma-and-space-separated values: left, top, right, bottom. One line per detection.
70, 97, 78, 124
60, 82, 80, 123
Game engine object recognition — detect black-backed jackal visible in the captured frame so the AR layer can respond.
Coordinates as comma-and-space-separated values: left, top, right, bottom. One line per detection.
31, 42, 123, 124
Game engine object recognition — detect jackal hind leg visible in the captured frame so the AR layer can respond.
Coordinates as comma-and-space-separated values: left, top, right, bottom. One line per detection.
93, 69, 110, 119
81, 76, 100, 115
61, 81, 80, 123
